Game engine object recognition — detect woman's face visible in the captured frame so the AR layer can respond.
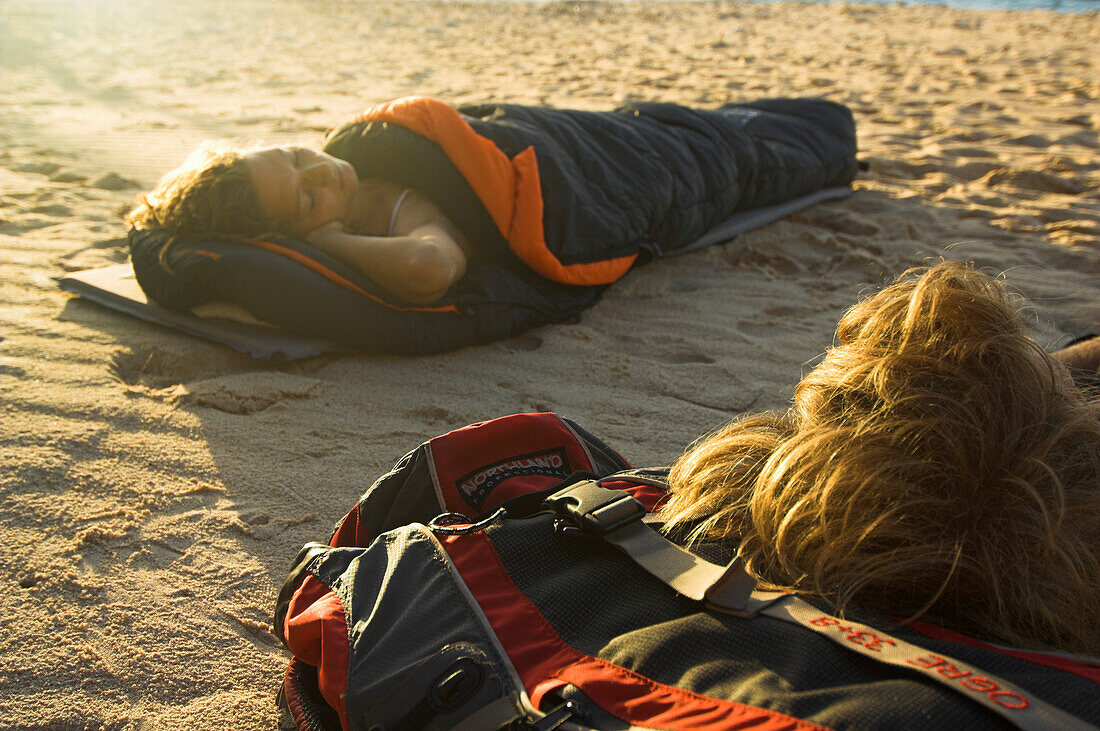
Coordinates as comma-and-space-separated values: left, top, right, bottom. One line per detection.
244, 146, 358, 235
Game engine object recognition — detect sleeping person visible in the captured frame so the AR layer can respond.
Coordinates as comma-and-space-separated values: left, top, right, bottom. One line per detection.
126, 95, 860, 352
128, 144, 472, 306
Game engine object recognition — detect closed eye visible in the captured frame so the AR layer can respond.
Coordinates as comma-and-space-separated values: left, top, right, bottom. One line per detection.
291, 150, 315, 214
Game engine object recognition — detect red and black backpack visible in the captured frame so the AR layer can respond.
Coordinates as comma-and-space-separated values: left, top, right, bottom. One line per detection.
274, 412, 1100, 730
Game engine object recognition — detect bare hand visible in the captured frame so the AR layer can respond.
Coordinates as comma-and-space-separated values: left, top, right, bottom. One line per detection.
304, 220, 348, 248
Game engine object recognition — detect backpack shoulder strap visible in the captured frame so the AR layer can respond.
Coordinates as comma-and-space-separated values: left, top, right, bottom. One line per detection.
756, 595, 1098, 731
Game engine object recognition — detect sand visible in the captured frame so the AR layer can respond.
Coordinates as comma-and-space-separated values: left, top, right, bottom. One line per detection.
1, 0, 1097, 727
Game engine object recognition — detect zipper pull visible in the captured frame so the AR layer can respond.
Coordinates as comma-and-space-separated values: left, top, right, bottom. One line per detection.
530, 700, 578, 731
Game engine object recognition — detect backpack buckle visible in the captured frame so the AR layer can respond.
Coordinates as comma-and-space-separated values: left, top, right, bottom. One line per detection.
545, 479, 646, 535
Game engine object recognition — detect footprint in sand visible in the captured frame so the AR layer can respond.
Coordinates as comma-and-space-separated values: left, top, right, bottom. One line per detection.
791, 207, 882, 236
59, 247, 129, 271
89, 172, 141, 191
1004, 134, 1051, 148
737, 314, 791, 338
940, 145, 996, 159
658, 346, 716, 365
946, 160, 1000, 182
981, 168, 1086, 195
939, 130, 993, 143
109, 344, 255, 389
60, 236, 129, 260
500, 333, 543, 352
409, 405, 461, 424
866, 157, 936, 181
732, 310, 809, 340
29, 203, 74, 216
1056, 114, 1096, 128
0, 216, 60, 235
956, 102, 1003, 115
47, 169, 89, 183
173, 373, 324, 415
1054, 130, 1100, 149
11, 161, 61, 176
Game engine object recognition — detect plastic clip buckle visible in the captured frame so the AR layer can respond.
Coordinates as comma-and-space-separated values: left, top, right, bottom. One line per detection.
545, 480, 646, 536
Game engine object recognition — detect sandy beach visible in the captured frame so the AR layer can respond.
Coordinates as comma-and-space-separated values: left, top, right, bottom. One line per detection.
1, 0, 1097, 726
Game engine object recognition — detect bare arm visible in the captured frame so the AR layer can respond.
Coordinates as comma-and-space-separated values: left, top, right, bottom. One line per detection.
306, 224, 466, 305
1053, 335, 1100, 384
305, 187, 470, 305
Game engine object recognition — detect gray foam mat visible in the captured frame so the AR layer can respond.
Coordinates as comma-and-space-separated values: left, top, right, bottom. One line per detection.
58, 264, 335, 361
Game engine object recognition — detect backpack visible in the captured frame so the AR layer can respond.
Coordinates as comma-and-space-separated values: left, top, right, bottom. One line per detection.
273, 412, 1100, 730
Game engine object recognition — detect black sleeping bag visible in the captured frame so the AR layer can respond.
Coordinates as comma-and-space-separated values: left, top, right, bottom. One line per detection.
129, 96, 858, 354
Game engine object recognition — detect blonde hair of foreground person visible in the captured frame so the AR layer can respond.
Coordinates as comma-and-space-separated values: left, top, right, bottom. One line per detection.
126, 144, 279, 270
662, 262, 1100, 655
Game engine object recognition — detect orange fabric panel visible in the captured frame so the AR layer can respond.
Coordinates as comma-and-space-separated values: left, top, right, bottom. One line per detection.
508, 146, 637, 285
356, 96, 638, 286
284, 575, 351, 730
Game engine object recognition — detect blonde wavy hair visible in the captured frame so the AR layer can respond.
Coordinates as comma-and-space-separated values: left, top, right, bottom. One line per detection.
126, 144, 282, 270
663, 261, 1100, 654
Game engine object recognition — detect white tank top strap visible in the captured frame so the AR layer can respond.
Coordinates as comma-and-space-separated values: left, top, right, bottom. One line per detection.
387, 188, 412, 236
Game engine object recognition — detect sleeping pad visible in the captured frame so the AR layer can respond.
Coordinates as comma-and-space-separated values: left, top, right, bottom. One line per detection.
129, 96, 858, 355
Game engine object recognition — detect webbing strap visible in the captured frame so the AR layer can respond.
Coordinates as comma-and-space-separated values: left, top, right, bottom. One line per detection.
450, 694, 523, 731
603, 521, 756, 610
755, 594, 1098, 731
545, 480, 756, 610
